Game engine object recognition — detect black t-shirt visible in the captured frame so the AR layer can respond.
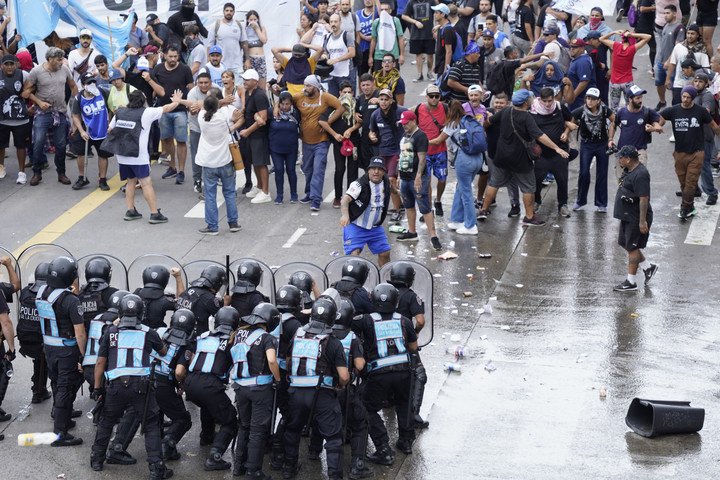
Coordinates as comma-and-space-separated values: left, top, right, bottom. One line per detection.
150, 63, 194, 110
404, 0, 435, 41
125, 71, 155, 106
635, 0, 656, 34
398, 128, 429, 181
514, 5, 535, 41
396, 287, 425, 320
613, 163, 653, 221
531, 103, 572, 156
435, 24, 458, 75
697, 0, 719, 12
499, 59, 522, 97
0, 293, 8, 314
166, 12, 208, 51
62, 294, 86, 329
456, 0, 480, 32
660, 104, 711, 153
0, 282, 14, 303
489, 107, 544, 173
356, 92, 380, 141
571, 105, 612, 143
97, 326, 163, 359
244, 88, 271, 139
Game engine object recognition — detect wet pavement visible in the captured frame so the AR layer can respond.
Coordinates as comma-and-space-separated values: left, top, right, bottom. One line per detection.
2, 20, 720, 479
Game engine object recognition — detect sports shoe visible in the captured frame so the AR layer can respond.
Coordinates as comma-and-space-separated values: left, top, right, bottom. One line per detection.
275, 197, 283, 205
559, 205, 571, 218
507, 204, 520, 217
572, 202, 584, 211
456, 225, 478, 235
57, 174, 71, 185
613, 279, 638, 292
412, 74, 424, 83
707, 194, 717, 205
390, 210, 403, 222
98, 179, 110, 191
522, 215, 546, 226
596, 206, 607, 213
51, 433, 83, 447
446, 222, 462, 230
434, 201, 444, 217
0, 164, 5, 178
229, 222, 241, 232
643, 264, 658, 285
251, 191, 272, 204
426, 73, 436, 82
290, 196, 299, 204
198, 226, 219, 235
299, 195, 311, 204
246, 186, 260, 198
242, 183, 253, 194
655, 101, 666, 111
72, 176, 89, 190
431, 236, 442, 250
149, 210, 168, 224
542, 172, 554, 186
678, 207, 697, 219
175, 171, 185, 184
476, 209, 490, 220
397, 232, 419, 241
0, 408, 10, 421
310, 203, 320, 211
124, 208, 142, 221
16, 171, 27, 185
332, 198, 341, 208
193, 180, 202, 193
161, 167, 177, 179
616, 8, 624, 21
669, 134, 675, 143
366, 445, 394, 466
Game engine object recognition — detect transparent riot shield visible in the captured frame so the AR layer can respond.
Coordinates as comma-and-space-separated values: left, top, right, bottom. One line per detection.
77, 254, 129, 290
324, 256, 380, 292
183, 260, 236, 298
273, 262, 329, 298
229, 258, 276, 304
0, 246, 21, 318
380, 260, 434, 347
127, 254, 187, 296
16, 243, 74, 286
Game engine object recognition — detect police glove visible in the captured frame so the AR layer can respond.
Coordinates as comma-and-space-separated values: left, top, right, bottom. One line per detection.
272, 379, 281, 390
4, 350, 15, 362
90, 387, 106, 401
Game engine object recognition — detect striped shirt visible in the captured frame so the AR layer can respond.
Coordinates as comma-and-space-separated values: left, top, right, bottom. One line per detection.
347, 180, 384, 229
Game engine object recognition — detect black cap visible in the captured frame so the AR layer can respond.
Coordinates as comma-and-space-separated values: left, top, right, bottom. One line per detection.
80, 71, 97, 85
1, 54, 16, 64
617, 145, 639, 160
368, 157, 386, 170
146, 13, 158, 23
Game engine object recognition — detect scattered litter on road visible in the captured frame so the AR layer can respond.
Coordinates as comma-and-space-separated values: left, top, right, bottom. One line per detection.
450, 334, 461, 342
450, 281, 459, 285
515, 284, 524, 288
438, 251, 458, 260
433, 273, 442, 277
478, 253, 492, 258
461, 303, 468, 307
630, 312, 640, 318
493, 278, 501, 284
484, 360, 497, 372
57, 475, 65, 479
330, 251, 340, 257
445, 362, 462, 372
476, 266, 486, 270
599, 387, 608, 399
466, 273, 474, 279
489, 296, 497, 301
563, 346, 568, 351
480, 335, 488, 341
451, 309, 458, 314
446, 345, 470, 359
429, 342, 436, 346
514, 320, 523, 324
521, 253, 528, 257
576, 356, 583, 363
500, 325, 510, 330
311, 212, 319, 216
553, 224, 560, 228
448, 241, 455, 248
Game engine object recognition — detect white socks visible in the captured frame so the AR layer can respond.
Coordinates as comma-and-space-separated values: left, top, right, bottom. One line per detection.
627, 274, 637, 284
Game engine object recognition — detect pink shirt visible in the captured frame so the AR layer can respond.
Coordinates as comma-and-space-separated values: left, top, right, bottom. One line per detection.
611, 42, 637, 84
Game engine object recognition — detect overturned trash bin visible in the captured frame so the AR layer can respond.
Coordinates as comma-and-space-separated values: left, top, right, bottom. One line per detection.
625, 398, 705, 438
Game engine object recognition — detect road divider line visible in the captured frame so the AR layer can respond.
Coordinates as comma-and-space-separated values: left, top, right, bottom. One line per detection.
283, 228, 307, 248
684, 204, 720, 245
323, 191, 335, 203
184, 170, 248, 218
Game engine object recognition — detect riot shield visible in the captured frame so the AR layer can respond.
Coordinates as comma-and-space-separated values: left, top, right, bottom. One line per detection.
273, 262, 329, 297
16, 243, 74, 286
0, 246, 21, 318
77, 254, 129, 291
380, 260, 434, 347
229, 258, 276, 304
183, 260, 236, 298
325, 256, 380, 292
127, 254, 187, 296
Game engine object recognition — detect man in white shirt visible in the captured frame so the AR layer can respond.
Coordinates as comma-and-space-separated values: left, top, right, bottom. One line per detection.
68, 29, 99, 85
325, 13, 357, 96
206, 2, 249, 81
541, 25, 563, 63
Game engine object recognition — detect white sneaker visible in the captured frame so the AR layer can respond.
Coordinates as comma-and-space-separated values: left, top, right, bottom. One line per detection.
447, 222, 462, 230
0, 164, 5, 179
456, 225, 479, 235
250, 191, 272, 204
16, 171, 26, 184
246, 186, 260, 198
669, 134, 675, 143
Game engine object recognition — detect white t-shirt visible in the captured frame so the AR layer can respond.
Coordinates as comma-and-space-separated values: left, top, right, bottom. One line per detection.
669, 45, 710, 88
187, 86, 208, 132
542, 41, 562, 63
110, 107, 163, 166
196, 106, 237, 168
190, 44, 207, 80
347, 179, 384, 229
222, 86, 243, 110
327, 32, 352, 78
206, 20, 247, 70
68, 48, 99, 84
311, 24, 331, 48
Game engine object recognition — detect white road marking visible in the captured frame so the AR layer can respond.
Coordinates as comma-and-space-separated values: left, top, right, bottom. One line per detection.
283, 228, 307, 248
323, 191, 335, 203
684, 204, 720, 245
184, 170, 249, 218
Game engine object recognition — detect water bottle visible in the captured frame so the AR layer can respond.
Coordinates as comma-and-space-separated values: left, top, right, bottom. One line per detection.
16, 405, 32, 422
444, 362, 462, 372
17, 432, 59, 446
445, 345, 471, 359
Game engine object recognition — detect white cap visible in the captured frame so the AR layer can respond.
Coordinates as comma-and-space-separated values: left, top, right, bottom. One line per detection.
79, 28, 93, 38
586, 87, 600, 98
241, 69, 259, 81
136, 57, 150, 72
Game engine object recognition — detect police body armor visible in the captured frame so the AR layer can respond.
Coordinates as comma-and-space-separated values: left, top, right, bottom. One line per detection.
288, 328, 334, 388
332, 279, 363, 300
150, 328, 183, 384
230, 291, 269, 318
368, 312, 408, 372
135, 286, 172, 328
18, 287, 42, 335
35, 285, 76, 348
78, 285, 107, 324
83, 312, 116, 367
230, 329, 273, 387
336, 329, 356, 367
189, 331, 230, 381
105, 324, 152, 381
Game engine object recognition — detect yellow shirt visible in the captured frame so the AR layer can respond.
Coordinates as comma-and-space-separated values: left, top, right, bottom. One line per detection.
292, 91, 342, 144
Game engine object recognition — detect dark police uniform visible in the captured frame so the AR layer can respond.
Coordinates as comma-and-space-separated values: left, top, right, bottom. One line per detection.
230, 291, 269, 318
78, 283, 117, 328
332, 278, 374, 314
176, 287, 221, 334
0, 293, 12, 412
395, 286, 428, 427
231, 326, 278, 475
17, 284, 49, 400
35, 284, 85, 436
135, 286, 177, 329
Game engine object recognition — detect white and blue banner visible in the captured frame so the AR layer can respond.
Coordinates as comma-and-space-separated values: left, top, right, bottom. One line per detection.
550, 0, 617, 17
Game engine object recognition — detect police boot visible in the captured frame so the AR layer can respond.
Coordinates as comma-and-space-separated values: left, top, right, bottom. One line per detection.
162, 438, 181, 461
247, 471, 273, 480
51, 433, 83, 447
107, 443, 138, 465
395, 437, 413, 455
0, 408, 10, 422
31, 389, 51, 404
90, 454, 104, 471
414, 413, 429, 429
270, 452, 284, 471
349, 457, 373, 479
148, 461, 174, 480
366, 445, 394, 466
204, 450, 231, 471
281, 462, 300, 479
199, 430, 215, 446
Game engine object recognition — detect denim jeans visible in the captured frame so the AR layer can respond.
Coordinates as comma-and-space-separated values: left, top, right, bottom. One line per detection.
576, 141, 609, 208
302, 141, 330, 208
328, 75, 353, 97
203, 162, 239, 231
189, 130, 202, 183
700, 139, 718, 196
271, 149, 298, 202
450, 150, 482, 228
32, 111, 67, 175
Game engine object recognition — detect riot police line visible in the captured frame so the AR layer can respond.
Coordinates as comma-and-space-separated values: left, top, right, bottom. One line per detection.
0, 243, 434, 480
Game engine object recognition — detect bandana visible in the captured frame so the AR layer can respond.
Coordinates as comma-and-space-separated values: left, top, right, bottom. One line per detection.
373, 67, 401, 93
531, 97, 558, 115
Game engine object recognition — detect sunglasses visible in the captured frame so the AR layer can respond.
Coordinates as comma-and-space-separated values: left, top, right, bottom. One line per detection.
80, 36, 92, 40
427, 94, 440, 99
382, 59, 394, 64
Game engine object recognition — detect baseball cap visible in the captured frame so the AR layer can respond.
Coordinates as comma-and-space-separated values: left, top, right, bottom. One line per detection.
368, 157, 386, 171
292, 44, 308, 57
586, 87, 600, 98
241, 69, 259, 81
543, 26, 560, 36
681, 58, 700, 69
136, 57, 150, 71
146, 13, 159, 23
482, 29, 494, 38
569, 38, 586, 47
625, 85, 647, 98
398, 110, 417, 125
694, 71, 710, 82
109, 69, 123, 82
181, 0, 195, 7
79, 28, 93, 38
378, 88, 393, 98
1, 54, 16, 65
467, 84, 483, 94
584, 31, 602, 40
431, 3, 450, 15
425, 85, 440, 95
208, 45, 223, 56
80, 72, 97, 85
143, 45, 159, 55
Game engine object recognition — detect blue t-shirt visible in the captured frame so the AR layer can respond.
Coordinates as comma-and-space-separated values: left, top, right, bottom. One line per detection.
356, 9, 375, 52
76, 93, 109, 140
369, 106, 407, 156
567, 54, 596, 110
615, 106, 660, 150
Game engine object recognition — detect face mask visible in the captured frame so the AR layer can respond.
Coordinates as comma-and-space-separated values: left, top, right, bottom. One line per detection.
85, 84, 100, 96
589, 17, 602, 28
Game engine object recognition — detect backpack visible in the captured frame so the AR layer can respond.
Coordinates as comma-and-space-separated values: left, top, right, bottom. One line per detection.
485, 60, 506, 95
452, 114, 488, 155
214, 19, 245, 45
441, 25, 465, 63
435, 63, 454, 100
554, 41, 571, 74
627, 3, 638, 28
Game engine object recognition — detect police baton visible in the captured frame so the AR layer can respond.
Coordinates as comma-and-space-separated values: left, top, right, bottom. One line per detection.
406, 353, 417, 430
225, 255, 230, 296
140, 362, 156, 435
342, 381, 351, 443
269, 385, 278, 437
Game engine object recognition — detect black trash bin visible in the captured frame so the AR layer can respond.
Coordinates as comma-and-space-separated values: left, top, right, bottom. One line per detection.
625, 398, 705, 438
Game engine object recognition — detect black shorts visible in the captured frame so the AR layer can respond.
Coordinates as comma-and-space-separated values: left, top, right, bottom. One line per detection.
696, 10, 719, 27
248, 136, 271, 166
69, 132, 113, 158
0, 122, 31, 149
409, 38, 435, 55
618, 219, 651, 251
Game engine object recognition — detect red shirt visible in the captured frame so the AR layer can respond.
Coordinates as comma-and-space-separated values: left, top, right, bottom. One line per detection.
416, 103, 447, 155
610, 42, 637, 84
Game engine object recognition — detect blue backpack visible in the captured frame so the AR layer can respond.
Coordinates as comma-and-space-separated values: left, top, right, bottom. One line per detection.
452, 115, 488, 156
442, 25, 465, 63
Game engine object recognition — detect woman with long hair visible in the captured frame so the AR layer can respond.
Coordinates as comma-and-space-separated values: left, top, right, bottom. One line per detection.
244, 10, 268, 90
195, 89, 242, 235
269, 91, 300, 204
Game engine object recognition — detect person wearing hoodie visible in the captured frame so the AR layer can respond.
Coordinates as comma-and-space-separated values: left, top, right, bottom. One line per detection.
167, 0, 208, 54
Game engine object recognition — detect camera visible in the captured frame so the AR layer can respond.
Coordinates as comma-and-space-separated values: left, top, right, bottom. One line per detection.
606, 145, 618, 156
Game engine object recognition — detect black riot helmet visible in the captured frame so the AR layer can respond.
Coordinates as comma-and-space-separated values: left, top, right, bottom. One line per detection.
47, 256, 78, 289
85, 256, 112, 288
334, 297, 355, 329
341, 258, 369, 284
142, 265, 170, 290
166, 308, 196, 346
275, 284, 303, 313
244, 302, 281, 327
29, 262, 51, 293
191, 265, 227, 292
389, 261, 415, 288
118, 293, 144, 328
232, 260, 263, 294
214, 306, 240, 335
371, 283, 399, 313
108, 290, 131, 314
306, 295, 338, 335
289, 271, 313, 306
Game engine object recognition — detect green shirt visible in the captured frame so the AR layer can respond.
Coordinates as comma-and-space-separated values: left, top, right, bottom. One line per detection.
371, 17, 403, 60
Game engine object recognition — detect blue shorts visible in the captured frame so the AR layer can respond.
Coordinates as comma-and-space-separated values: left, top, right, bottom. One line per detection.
119, 163, 151, 180
654, 62, 667, 87
159, 110, 188, 142
343, 223, 391, 255
400, 175, 432, 214
426, 151, 448, 181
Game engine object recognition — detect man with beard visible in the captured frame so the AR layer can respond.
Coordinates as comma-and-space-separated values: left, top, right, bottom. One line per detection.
608, 85, 662, 167
167, 0, 208, 55
207, 3, 248, 81
199, 46, 226, 88
68, 29, 99, 84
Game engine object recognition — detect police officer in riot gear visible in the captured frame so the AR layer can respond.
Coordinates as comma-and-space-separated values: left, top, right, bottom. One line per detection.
16, 262, 51, 404
35, 255, 87, 446
231, 302, 282, 478
0, 273, 17, 422
176, 265, 226, 334
78, 257, 118, 326
270, 285, 305, 470
288, 271, 321, 325
135, 265, 185, 329
90, 294, 173, 479
352, 283, 418, 464
151, 308, 196, 461
182, 306, 238, 471
389, 262, 429, 429
331, 258, 374, 314
0, 255, 20, 302
283, 296, 350, 480
231, 260, 269, 317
